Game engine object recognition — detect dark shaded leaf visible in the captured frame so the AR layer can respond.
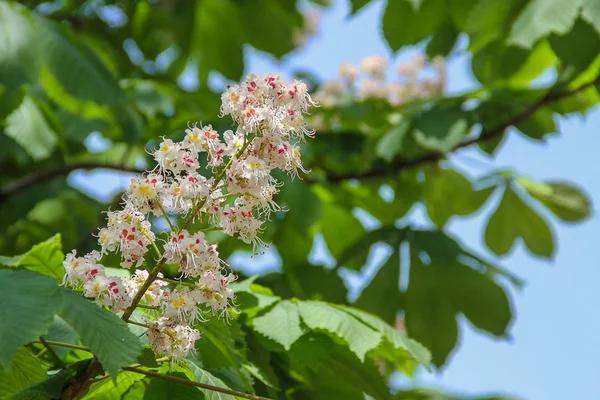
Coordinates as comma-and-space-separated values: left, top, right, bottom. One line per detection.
0, 270, 63, 368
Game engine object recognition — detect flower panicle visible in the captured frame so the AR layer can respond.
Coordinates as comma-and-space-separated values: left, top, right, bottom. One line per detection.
61, 73, 316, 360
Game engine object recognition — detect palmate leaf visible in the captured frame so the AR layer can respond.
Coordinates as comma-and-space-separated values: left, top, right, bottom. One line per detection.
0, 348, 47, 398
0, 270, 63, 368
252, 300, 303, 350
58, 289, 142, 378
0, 234, 64, 281
355, 251, 402, 325
485, 186, 555, 258
296, 301, 382, 362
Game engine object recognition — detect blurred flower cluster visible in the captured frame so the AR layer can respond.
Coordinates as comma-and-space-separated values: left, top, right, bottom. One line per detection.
313, 54, 447, 108
62, 73, 315, 359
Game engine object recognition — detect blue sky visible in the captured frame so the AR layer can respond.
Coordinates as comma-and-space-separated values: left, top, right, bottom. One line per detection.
73, 1, 600, 398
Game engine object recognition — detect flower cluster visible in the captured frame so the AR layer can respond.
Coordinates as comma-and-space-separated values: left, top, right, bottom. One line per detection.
312, 54, 447, 108
62, 73, 315, 360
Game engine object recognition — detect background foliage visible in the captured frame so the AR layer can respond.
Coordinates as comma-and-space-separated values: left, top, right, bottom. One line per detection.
0, 0, 598, 399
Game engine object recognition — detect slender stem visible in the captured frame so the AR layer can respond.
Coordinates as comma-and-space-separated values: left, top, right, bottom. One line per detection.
157, 201, 176, 231
199, 226, 222, 233
127, 320, 150, 328
123, 366, 272, 400
162, 277, 195, 287
32, 340, 91, 352
38, 337, 75, 382
148, 236, 163, 260
136, 304, 160, 310
90, 356, 171, 384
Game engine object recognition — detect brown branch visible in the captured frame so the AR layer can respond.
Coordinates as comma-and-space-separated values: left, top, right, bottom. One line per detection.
0, 162, 142, 203
322, 78, 600, 183
123, 366, 272, 400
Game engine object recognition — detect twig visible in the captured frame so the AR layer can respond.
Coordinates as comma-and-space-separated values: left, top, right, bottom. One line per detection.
0, 162, 141, 203
38, 337, 76, 382
90, 356, 170, 383
321, 77, 600, 183
32, 340, 91, 352
127, 320, 150, 328
123, 366, 272, 400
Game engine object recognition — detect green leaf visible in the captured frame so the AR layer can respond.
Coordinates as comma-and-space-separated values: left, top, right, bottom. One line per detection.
279, 179, 322, 233
338, 226, 408, 270
0, 234, 64, 281
517, 178, 592, 222
58, 289, 142, 378
137, 348, 160, 368
472, 40, 556, 86
404, 254, 458, 367
252, 300, 303, 350
413, 108, 468, 153
508, 0, 584, 48
14, 358, 92, 399
143, 371, 204, 400
5, 96, 58, 161
237, 0, 300, 58
375, 118, 411, 162
0, 270, 63, 368
382, 0, 446, 52
0, 348, 47, 398
550, 19, 600, 72
0, 2, 38, 88
85, 371, 145, 400
187, 359, 235, 400
448, 264, 513, 336
349, 0, 372, 15
243, 333, 278, 390
320, 203, 365, 258
425, 21, 459, 58
582, 0, 600, 34
356, 252, 401, 325
485, 186, 555, 258
424, 169, 495, 227
309, 346, 391, 400
338, 306, 431, 367
515, 107, 557, 141
195, 318, 242, 370
229, 277, 280, 311
43, 316, 79, 358
296, 301, 382, 361
192, 0, 244, 82
36, 18, 124, 105
465, 0, 520, 51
